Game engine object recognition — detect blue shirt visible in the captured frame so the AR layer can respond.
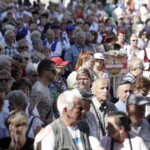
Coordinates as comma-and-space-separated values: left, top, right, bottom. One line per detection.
65, 44, 92, 69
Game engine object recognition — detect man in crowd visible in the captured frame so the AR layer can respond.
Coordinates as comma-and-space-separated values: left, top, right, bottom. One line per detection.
91, 78, 117, 140
115, 80, 133, 112
126, 93, 150, 149
29, 60, 56, 125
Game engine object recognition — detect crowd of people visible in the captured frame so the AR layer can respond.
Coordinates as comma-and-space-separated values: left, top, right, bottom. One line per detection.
0, 0, 150, 149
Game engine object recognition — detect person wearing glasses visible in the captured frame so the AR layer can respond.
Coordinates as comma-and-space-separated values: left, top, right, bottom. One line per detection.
17, 39, 29, 53
126, 33, 142, 61
29, 60, 56, 125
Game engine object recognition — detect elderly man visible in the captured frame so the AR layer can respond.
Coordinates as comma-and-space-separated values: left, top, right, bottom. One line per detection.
35, 90, 104, 150
126, 93, 150, 149
4, 30, 18, 57
115, 80, 133, 112
29, 60, 56, 124
65, 31, 92, 71
43, 29, 63, 58
91, 78, 117, 140
17, 39, 29, 53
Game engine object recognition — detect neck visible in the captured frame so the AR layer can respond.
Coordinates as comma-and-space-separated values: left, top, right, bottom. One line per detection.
76, 43, 83, 48
114, 132, 128, 143
61, 115, 77, 127
6, 42, 12, 47
130, 117, 141, 129
93, 66, 102, 72
38, 77, 49, 87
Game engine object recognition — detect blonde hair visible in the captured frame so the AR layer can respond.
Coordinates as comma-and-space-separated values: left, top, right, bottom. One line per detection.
5, 110, 29, 128
128, 58, 143, 70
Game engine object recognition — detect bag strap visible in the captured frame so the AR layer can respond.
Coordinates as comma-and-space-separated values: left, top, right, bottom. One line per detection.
26, 116, 36, 137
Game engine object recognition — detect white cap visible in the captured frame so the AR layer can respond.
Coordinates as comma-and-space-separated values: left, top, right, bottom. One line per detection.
94, 53, 105, 60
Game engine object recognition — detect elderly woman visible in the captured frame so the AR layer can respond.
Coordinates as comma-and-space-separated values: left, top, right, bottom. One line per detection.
122, 57, 143, 83
0, 110, 34, 150
6, 90, 43, 139
67, 50, 97, 89
26, 63, 39, 85
101, 111, 147, 150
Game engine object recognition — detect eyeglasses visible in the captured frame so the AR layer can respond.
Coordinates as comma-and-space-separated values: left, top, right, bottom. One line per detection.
77, 78, 89, 81
0, 78, 10, 82
32, 74, 38, 77
15, 123, 27, 128
24, 57, 29, 61
132, 39, 138, 42
46, 69, 56, 74
19, 46, 28, 49
142, 33, 148, 36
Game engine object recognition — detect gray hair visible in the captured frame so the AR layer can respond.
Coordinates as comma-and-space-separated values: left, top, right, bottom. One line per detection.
17, 39, 28, 48
7, 90, 28, 107
75, 31, 85, 39
0, 55, 12, 67
4, 24, 15, 31
30, 52, 45, 63
30, 31, 41, 40
32, 38, 43, 47
57, 90, 82, 116
0, 70, 11, 77
4, 30, 14, 39
26, 62, 38, 75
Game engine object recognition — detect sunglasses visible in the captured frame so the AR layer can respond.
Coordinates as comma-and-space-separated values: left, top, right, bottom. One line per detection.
132, 39, 138, 42
19, 46, 28, 49
46, 69, 56, 74
0, 78, 10, 82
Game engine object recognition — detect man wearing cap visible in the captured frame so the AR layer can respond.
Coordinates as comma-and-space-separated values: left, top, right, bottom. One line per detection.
126, 93, 150, 149
43, 29, 63, 58
50, 57, 69, 99
91, 78, 117, 140
38, 90, 104, 150
115, 80, 133, 112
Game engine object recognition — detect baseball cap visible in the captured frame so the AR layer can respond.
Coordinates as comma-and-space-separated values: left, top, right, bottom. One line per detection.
66, 25, 75, 31
94, 53, 105, 60
51, 24, 61, 29
76, 88, 94, 100
51, 57, 69, 66
126, 93, 150, 105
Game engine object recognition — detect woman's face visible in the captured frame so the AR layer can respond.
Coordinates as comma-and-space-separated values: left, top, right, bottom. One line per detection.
77, 73, 91, 90
141, 31, 148, 40
82, 55, 95, 70
94, 59, 104, 70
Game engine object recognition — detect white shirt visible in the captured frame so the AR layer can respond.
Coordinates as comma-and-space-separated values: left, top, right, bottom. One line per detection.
41, 123, 100, 150
115, 99, 126, 112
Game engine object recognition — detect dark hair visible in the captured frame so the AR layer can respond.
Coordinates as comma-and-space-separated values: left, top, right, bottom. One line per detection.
118, 80, 133, 87
138, 29, 148, 38
90, 30, 98, 43
108, 111, 131, 132
11, 78, 32, 91
37, 59, 55, 76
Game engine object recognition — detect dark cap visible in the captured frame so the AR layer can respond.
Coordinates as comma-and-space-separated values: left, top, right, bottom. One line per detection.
51, 24, 61, 29
76, 88, 94, 100
66, 25, 75, 31
126, 93, 150, 105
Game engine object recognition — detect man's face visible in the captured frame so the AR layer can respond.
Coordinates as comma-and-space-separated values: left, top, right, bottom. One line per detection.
6, 32, 15, 44
56, 66, 65, 76
67, 98, 85, 122
0, 75, 11, 93
130, 37, 138, 47
76, 34, 85, 46
46, 64, 57, 82
117, 84, 133, 102
18, 42, 29, 53
46, 30, 54, 43
127, 104, 145, 121
92, 80, 109, 103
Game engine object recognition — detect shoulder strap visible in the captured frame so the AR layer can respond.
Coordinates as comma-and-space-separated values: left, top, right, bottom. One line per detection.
26, 116, 36, 137
91, 101, 106, 136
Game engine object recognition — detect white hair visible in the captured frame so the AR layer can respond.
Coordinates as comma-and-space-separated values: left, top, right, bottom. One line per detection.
57, 90, 82, 116
26, 62, 38, 75
0, 55, 12, 66
4, 30, 14, 39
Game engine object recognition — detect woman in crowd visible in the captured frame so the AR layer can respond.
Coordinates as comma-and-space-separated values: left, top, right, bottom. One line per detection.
67, 50, 97, 89
93, 52, 109, 80
137, 29, 148, 50
0, 110, 34, 150
100, 111, 147, 150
